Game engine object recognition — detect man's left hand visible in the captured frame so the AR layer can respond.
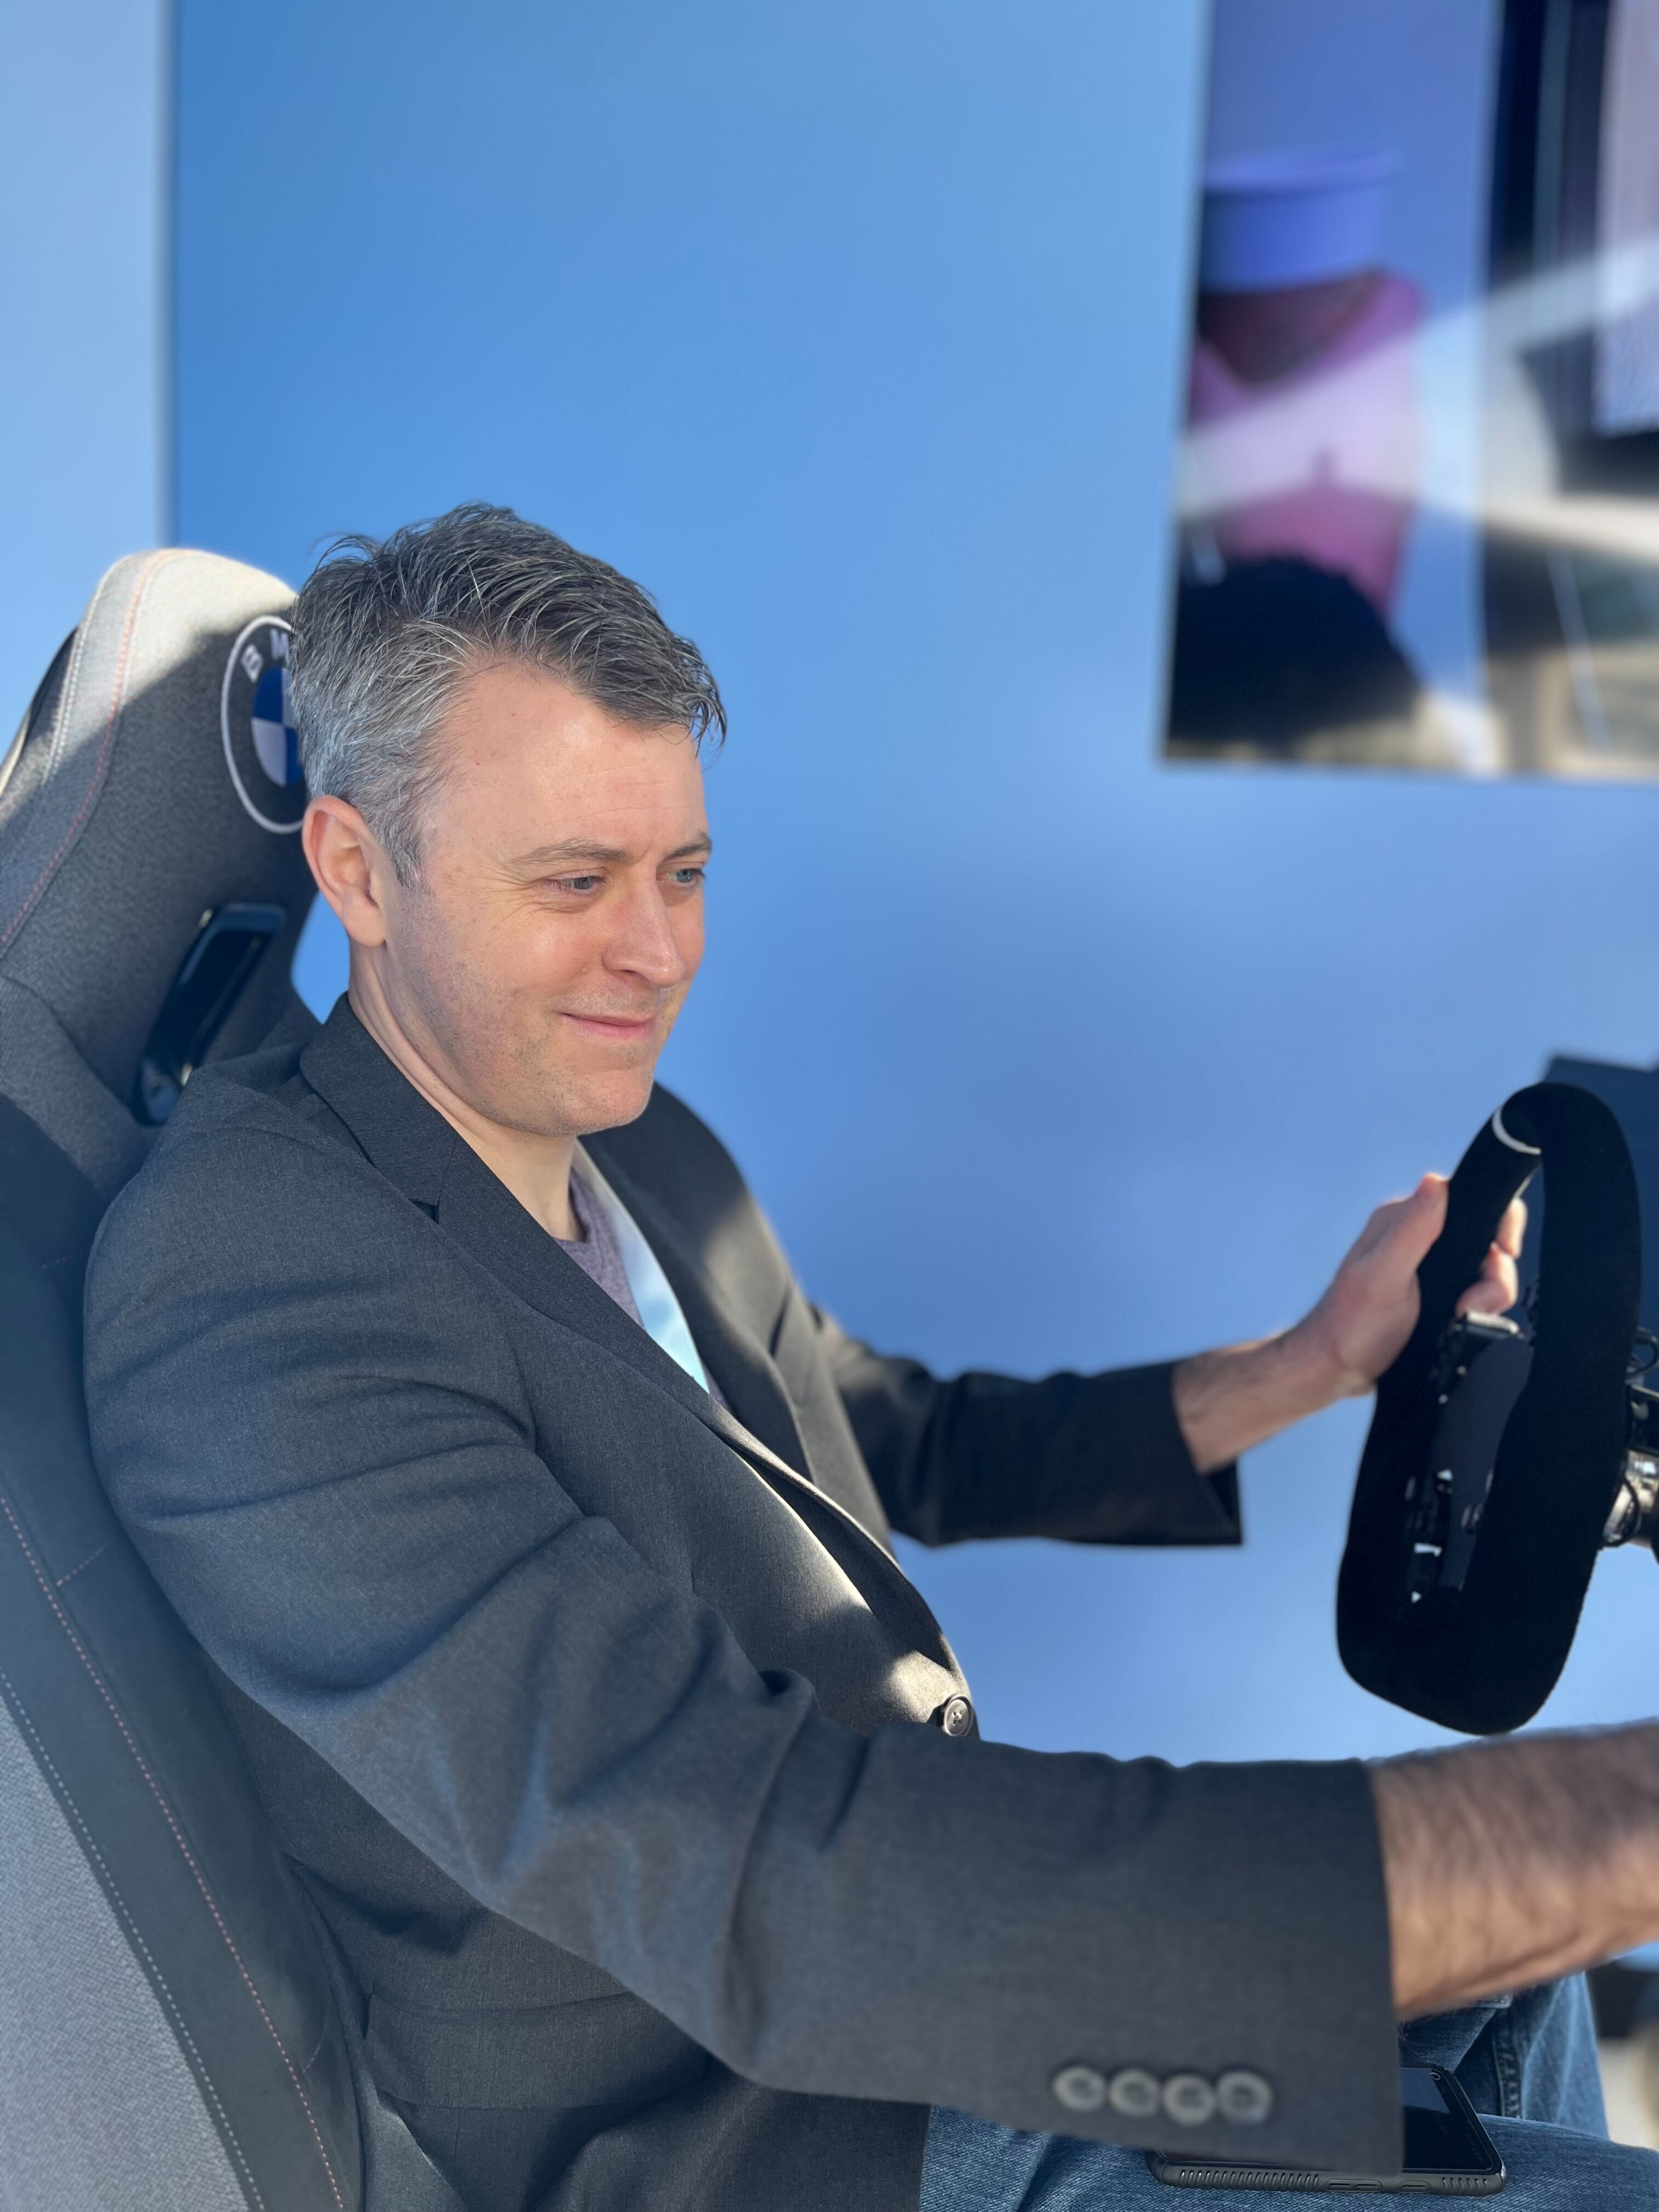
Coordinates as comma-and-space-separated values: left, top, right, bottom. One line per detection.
1295, 1174, 1526, 1400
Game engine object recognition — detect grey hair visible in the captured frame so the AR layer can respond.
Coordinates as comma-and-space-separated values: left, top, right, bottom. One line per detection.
289, 504, 725, 882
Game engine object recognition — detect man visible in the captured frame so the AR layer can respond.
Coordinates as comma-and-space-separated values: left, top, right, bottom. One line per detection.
86, 506, 1659, 2212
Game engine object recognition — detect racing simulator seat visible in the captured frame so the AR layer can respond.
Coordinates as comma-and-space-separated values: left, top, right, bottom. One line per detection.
0, 550, 397, 2211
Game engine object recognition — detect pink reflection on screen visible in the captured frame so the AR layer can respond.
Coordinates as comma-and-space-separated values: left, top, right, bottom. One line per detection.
1188, 269, 1424, 617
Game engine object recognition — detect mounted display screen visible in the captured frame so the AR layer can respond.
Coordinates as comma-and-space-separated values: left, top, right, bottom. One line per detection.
1165, 0, 1659, 775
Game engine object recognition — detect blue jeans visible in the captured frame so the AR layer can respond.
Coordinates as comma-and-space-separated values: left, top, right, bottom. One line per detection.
921, 1980, 1659, 2207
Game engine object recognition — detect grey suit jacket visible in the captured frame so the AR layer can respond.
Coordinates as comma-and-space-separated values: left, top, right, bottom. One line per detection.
84, 999, 1398, 2212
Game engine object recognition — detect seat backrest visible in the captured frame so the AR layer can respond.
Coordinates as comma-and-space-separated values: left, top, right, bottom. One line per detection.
0, 549, 317, 1204
0, 551, 363, 2210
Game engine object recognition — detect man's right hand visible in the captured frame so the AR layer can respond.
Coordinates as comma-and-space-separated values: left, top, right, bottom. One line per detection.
1171, 1177, 1527, 1476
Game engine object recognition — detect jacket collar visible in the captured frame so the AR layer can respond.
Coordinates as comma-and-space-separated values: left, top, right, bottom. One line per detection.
299, 994, 457, 1205
297, 995, 938, 1650
298, 997, 811, 1480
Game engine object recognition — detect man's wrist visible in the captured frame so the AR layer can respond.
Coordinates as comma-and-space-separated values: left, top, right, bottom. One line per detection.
1274, 1312, 1372, 1411
1171, 1324, 1357, 1475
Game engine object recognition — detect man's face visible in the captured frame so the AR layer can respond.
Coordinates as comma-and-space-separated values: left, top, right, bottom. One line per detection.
375, 658, 709, 1140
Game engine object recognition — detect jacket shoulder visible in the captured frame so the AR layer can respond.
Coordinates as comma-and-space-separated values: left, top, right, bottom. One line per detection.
86, 1057, 400, 1316
159, 1022, 349, 1147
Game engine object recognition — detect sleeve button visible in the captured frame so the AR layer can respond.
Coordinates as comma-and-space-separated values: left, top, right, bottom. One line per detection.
1050, 2064, 1107, 2112
1106, 2067, 1163, 2119
1216, 2070, 1274, 2125
1161, 2073, 1218, 2125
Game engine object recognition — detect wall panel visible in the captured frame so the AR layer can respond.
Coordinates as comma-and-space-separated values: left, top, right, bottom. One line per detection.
174, 0, 1659, 1763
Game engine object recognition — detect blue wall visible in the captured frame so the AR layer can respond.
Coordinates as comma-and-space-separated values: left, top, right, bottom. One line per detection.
0, 0, 166, 732
174, 0, 1659, 1765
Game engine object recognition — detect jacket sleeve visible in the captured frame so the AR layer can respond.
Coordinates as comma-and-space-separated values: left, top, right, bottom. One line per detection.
813, 1308, 1243, 1548
83, 1121, 1398, 2174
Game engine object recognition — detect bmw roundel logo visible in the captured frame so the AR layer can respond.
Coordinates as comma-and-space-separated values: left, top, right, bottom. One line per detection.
221, 614, 306, 833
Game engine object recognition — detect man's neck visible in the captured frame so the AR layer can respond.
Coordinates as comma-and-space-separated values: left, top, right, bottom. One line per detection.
346, 964, 580, 1241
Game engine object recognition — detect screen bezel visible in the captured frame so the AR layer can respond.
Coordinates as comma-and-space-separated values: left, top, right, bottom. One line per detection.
1492, 0, 1659, 489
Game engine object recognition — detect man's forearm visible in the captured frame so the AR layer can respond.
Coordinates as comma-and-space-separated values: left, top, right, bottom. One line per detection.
1372, 1723, 1659, 2017
1171, 1327, 1355, 1475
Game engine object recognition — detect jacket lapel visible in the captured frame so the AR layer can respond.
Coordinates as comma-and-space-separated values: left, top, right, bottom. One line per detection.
440, 1122, 954, 1662
435, 1138, 714, 1405
297, 999, 956, 1671
298, 1000, 811, 1490
580, 1137, 814, 1483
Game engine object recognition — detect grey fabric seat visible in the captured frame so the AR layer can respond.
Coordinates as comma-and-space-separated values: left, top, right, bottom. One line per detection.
0, 552, 363, 2211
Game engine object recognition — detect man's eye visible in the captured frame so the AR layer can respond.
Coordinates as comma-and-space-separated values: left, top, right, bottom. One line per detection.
668, 867, 705, 888
552, 874, 603, 894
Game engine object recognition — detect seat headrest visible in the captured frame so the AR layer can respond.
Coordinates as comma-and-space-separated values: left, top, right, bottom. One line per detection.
0, 550, 317, 1197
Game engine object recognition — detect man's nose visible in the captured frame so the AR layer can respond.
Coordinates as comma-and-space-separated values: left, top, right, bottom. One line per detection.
605, 884, 689, 989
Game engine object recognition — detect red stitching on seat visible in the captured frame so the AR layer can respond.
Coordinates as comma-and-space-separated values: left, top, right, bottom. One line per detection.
0, 550, 186, 957
0, 1491, 347, 2212
54, 1539, 109, 1588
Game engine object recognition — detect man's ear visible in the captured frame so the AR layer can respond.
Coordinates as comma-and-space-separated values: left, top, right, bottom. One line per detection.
303, 795, 392, 949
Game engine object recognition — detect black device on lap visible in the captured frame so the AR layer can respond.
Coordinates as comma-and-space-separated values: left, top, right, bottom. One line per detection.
1148, 2065, 1505, 2193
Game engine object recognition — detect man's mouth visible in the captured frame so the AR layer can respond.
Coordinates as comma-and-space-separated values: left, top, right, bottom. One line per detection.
559, 1009, 658, 1040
